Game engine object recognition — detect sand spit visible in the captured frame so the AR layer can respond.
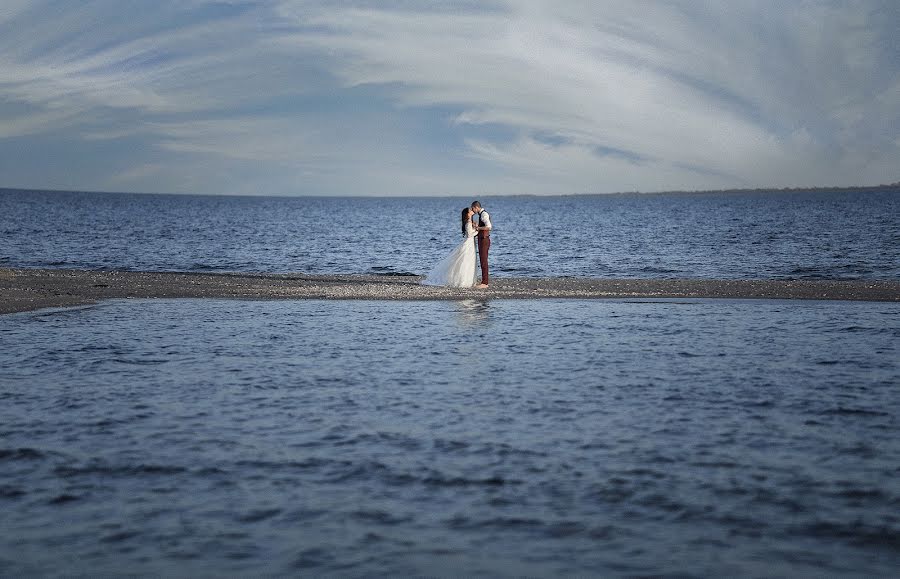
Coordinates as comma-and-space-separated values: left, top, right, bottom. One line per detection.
1, 268, 898, 314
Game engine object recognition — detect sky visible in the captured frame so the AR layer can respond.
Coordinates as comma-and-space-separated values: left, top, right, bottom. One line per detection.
0, 1, 898, 196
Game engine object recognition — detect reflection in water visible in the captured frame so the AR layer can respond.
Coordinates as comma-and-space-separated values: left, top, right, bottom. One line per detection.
455, 299, 490, 327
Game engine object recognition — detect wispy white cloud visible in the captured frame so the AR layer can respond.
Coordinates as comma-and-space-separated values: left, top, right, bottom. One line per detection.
0, 0, 897, 195
275, 0, 899, 189
0, 102, 88, 139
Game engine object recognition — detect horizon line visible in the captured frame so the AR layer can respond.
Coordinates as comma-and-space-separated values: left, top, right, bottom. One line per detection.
1, 182, 898, 200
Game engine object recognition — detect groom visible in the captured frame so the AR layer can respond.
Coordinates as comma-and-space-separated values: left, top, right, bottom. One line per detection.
471, 201, 492, 288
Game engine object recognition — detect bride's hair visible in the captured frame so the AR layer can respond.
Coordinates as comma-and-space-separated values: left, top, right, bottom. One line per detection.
461, 207, 470, 236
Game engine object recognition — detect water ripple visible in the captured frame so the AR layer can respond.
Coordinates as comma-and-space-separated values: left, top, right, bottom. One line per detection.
2, 189, 899, 279
0, 298, 897, 576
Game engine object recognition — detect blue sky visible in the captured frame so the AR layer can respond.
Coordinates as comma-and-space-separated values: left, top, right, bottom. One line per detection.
1, 1, 898, 196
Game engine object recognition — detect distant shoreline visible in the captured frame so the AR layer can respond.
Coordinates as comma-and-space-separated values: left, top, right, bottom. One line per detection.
1, 183, 897, 199
2, 268, 898, 314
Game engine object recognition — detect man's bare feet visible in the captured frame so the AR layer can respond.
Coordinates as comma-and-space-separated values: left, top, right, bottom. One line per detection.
476, 283, 489, 289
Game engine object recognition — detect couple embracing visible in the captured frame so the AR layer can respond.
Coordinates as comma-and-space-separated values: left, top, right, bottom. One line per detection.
423, 201, 492, 289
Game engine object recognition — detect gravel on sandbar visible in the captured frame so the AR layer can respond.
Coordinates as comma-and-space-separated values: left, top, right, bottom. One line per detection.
1, 268, 898, 314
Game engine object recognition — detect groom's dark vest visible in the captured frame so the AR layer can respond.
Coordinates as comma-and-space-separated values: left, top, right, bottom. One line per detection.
477, 211, 490, 238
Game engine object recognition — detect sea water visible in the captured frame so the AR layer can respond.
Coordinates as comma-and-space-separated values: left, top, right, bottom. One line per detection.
1, 298, 898, 577
2, 188, 898, 279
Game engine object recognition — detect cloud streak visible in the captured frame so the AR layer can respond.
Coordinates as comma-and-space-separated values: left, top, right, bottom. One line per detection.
0, 1, 897, 195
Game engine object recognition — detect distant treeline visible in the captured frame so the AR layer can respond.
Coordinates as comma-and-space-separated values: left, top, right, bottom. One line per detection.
631, 182, 900, 196
1, 181, 898, 198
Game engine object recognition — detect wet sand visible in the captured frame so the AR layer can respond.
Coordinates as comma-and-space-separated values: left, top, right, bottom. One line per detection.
1, 268, 898, 314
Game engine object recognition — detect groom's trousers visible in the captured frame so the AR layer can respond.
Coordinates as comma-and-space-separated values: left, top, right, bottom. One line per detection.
477, 235, 490, 285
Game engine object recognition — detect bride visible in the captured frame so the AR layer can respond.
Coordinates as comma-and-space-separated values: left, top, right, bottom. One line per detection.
422, 207, 477, 287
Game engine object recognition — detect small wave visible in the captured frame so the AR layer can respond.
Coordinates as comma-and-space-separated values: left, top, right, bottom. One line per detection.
333, 431, 423, 450
0, 448, 46, 461
445, 515, 545, 530
820, 407, 889, 417
433, 439, 470, 453
350, 509, 412, 525
798, 521, 900, 550
788, 263, 876, 279
470, 441, 548, 459
635, 492, 689, 513
233, 457, 341, 471
688, 460, 741, 469
110, 357, 170, 366
837, 326, 875, 334
636, 266, 681, 274
0, 485, 26, 499
291, 548, 335, 570
189, 262, 231, 271
545, 521, 588, 538
282, 507, 329, 523
48, 494, 81, 505
99, 530, 141, 543
421, 473, 511, 487
497, 265, 540, 273
235, 508, 282, 523
54, 463, 188, 478
830, 488, 888, 501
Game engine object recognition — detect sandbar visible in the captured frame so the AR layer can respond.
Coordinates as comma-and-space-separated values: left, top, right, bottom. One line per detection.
1, 268, 898, 315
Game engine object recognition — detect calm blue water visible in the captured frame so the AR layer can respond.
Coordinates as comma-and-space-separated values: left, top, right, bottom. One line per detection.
1, 298, 898, 577
2, 188, 898, 279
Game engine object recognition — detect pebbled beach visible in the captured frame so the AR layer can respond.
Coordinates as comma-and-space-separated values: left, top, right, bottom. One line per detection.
1, 268, 898, 314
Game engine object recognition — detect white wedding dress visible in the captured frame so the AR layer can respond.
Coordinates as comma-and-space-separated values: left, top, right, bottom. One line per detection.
422, 221, 477, 287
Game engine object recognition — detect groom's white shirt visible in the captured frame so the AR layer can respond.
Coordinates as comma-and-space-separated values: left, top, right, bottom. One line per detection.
478, 210, 492, 232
